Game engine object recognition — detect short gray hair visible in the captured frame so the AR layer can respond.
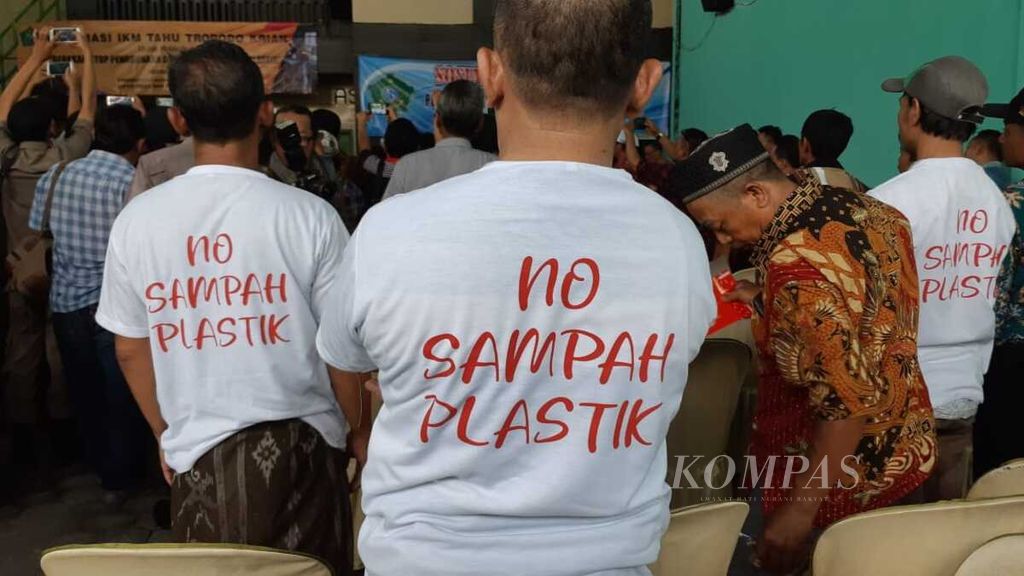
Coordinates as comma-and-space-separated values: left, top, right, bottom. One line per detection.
437, 80, 485, 139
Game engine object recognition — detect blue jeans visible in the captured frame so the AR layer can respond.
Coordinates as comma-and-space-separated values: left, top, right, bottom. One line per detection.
52, 304, 149, 491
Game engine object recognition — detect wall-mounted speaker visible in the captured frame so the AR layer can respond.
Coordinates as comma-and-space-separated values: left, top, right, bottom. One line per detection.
701, 0, 736, 15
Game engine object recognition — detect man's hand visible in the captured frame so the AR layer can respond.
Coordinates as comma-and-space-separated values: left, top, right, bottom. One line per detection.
63, 62, 82, 91
30, 28, 55, 63
644, 118, 661, 136
130, 94, 147, 118
348, 373, 378, 493
364, 376, 381, 401
756, 501, 816, 574
72, 29, 92, 56
348, 427, 371, 493
159, 449, 174, 486
723, 279, 762, 306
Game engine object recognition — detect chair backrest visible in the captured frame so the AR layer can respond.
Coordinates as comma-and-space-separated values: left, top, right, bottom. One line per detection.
40, 543, 334, 576
666, 338, 752, 508
812, 496, 1024, 576
732, 267, 758, 285
650, 501, 749, 576
953, 533, 1024, 576
967, 458, 1024, 501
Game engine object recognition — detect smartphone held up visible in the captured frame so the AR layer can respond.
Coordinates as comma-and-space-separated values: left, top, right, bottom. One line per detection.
44, 60, 72, 77
48, 27, 81, 43
106, 95, 135, 107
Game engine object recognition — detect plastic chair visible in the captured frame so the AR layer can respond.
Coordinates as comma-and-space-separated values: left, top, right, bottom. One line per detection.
650, 501, 749, 576
967, 458, 1024, 500
953, 533, 1024, 576
40, 543, 334, 576
719, 268, 759, 482
667, 338, 752, 508
812, 496, 1024, 576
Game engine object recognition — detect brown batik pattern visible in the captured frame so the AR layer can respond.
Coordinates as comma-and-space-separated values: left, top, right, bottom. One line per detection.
171, 419, 352, 575
750, 181, 937, 527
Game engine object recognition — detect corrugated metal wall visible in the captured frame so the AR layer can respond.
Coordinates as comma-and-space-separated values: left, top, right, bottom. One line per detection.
95, 0, 328, 23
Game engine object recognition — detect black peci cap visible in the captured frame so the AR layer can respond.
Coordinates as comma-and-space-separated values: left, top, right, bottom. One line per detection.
671, 124, 770, 204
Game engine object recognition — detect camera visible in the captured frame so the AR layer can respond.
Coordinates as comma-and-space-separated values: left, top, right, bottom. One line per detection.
633, 117, 648, 131
275, 121, 308, 173
275, 120, 335, 200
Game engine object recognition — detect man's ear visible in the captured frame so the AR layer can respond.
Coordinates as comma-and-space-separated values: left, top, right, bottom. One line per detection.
625, 59, 664, 118
257, 100, 275, 129
745, 181, 772, 210
167, 107, 190, 137
907, 96, 923, 128
477, 47, 505, 110
799, 137, 812, 164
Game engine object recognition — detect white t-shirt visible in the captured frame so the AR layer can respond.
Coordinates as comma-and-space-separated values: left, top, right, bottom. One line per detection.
97, 164, 350, 473
317, 161, 715, 576
870, 158, 1015, 417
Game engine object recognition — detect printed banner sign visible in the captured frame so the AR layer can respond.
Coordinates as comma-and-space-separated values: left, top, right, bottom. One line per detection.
16, 21, 317, 95
358, 55, 673, 138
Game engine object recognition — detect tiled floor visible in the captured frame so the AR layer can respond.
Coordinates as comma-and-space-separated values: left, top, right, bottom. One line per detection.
0, 474, 172, 575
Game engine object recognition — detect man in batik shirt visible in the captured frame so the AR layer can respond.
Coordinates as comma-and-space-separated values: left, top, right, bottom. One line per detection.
976, 89, 1024, 476
670, 124, 936, 575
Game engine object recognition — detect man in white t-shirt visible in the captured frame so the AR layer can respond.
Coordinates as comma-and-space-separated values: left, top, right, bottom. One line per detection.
871, 56, 1015, 502
316, 1, 715, 575
96, 41, 360, 574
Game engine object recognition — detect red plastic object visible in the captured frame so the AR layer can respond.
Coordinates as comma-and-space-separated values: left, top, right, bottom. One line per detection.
708, 271, 753, 335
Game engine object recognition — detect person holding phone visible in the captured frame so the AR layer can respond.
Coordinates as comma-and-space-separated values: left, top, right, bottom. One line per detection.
642, 117, 687, 161
354, 107, 419, 207
29, 104, 149, 506
0, 26, 96, 499
622, 116, 674, 200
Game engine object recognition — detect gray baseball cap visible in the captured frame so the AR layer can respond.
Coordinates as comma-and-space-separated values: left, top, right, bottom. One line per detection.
881, 56, 988, 124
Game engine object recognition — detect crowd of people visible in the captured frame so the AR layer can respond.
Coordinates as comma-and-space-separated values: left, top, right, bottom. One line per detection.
0, 1, 1022, 575
0, 25, 418, 505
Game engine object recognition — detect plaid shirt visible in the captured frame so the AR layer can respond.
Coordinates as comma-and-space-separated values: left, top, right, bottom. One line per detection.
29, 150, 133, 313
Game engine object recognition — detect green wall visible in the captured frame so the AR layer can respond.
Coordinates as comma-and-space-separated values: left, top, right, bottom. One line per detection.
674, 0, 1024, 187
0, 1, 32, 33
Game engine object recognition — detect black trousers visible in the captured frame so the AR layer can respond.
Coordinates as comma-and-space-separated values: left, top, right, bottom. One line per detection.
974, 341, 1024, 478
52, 305, 149, 491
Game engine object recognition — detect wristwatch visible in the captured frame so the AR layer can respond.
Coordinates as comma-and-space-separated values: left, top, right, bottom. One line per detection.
752, 293, 765, 317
